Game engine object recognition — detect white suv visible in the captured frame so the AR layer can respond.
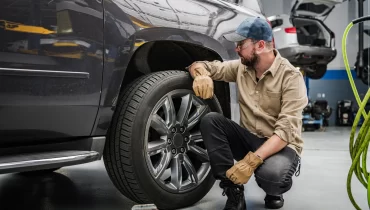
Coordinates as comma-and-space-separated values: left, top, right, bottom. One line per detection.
268, 0, 345, 79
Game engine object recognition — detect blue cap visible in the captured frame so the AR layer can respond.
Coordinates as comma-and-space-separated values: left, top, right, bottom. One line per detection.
224, 17, 273, 42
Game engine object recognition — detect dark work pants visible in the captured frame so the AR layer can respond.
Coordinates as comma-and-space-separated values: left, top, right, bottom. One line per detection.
199, 112, 301, 196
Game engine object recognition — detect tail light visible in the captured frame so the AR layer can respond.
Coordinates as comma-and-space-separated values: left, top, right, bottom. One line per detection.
285, 27, 297, 33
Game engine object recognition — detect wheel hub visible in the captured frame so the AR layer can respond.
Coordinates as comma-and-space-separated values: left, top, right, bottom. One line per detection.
167, 124, 190, 154
173, 133, 184, 148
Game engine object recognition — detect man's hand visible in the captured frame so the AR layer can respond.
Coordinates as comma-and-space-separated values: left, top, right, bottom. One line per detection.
189, 62, 211, 78
193, 75, 214, 99
189, 63, 214, 99
226, 151, 263, 185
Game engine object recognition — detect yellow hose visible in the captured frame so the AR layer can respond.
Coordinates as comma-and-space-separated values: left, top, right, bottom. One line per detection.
342, 18, 370, 210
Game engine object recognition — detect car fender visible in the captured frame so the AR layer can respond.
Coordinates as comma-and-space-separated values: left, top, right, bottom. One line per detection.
92, 25, 238, 135
132, 27, 237, 59
92, 0, 262, 135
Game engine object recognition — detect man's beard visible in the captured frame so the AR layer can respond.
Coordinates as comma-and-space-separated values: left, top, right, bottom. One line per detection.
239, 50, 259, 68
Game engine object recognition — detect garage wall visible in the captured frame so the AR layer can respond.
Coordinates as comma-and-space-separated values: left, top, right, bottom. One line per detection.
259, 0, 370, 126
303, 0, 369, 125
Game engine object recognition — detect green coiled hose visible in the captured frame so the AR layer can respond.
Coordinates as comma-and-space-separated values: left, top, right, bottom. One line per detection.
342, 16, 370, 210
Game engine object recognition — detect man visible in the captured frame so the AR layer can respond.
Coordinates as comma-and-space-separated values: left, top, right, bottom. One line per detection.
187, 17, 308, 210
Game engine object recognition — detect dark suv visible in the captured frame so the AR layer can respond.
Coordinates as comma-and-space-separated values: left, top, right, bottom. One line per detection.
0, 0, 267, 209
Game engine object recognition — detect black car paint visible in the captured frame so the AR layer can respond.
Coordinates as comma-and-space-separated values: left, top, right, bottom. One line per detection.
0, 0, 263, 144
0, 0, 104, 144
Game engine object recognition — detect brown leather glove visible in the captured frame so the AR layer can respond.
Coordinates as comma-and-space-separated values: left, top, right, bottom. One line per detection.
226, 151, 264, 185
189, 63, 214, 99
189, 62, 211, 78
193, 75, 214, 99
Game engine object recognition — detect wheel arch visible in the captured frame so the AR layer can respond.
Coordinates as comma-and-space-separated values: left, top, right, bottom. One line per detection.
122, 39, 232, 119
120, 27, 235, 119
93, 28, 236, 136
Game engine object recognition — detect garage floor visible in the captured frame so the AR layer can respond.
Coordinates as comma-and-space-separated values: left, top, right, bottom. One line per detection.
0, 127, 368, 210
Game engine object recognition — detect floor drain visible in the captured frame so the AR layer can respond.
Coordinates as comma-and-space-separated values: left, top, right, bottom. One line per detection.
131, 204, 158, 210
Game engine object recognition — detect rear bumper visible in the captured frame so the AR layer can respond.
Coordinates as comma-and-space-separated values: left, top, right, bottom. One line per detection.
278, 45, 337, 66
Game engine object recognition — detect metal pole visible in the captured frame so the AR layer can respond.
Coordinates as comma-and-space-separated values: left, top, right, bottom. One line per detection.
358, 0, 364, 69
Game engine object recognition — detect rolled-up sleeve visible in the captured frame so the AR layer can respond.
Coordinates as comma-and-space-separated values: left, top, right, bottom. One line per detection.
189, 60, 240, 82
274, 72, 308, 145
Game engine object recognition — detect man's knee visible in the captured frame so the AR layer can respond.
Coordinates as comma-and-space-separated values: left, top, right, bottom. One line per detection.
254, 155, 299, 195
200, 112, 224, 130
254, 167, 293, 195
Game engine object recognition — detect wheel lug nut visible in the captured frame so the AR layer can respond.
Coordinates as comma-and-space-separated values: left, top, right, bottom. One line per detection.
171, 127, 176, 133
180, 127, 185, 133
180, 147, 185, 153
184, 137, 189, 142
171, 149, 176, 154
167, 139, 172, 144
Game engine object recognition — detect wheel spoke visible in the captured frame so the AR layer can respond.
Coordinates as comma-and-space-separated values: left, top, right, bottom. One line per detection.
183, 154, 198, 184
163, 95, 176, 127
177, 94, 193, 126
148, 139, 167, 156
154, 150, 172, 179
187, 105, 209, 131
189, 145, 209, 162
151, 114, 169, 135
171, 155, 183, 190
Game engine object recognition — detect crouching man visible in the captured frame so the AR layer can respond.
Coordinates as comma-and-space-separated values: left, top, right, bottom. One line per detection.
187, 17, 308, 210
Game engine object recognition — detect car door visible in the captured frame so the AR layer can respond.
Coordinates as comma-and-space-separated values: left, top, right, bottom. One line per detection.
0, 0, 104, 143
131, 0, 178, 27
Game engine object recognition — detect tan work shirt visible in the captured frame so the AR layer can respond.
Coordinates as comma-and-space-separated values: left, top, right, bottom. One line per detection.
196, 49, 308, 155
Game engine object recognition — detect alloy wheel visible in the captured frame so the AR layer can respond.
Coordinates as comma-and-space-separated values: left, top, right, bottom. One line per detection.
144, 89, 211, 193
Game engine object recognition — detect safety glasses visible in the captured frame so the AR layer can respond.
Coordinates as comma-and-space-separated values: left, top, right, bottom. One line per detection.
235, 40, 259, 51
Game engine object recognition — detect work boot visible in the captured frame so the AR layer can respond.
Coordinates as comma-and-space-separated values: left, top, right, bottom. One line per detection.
264, 194, 284, 209
219, 180, 246, 210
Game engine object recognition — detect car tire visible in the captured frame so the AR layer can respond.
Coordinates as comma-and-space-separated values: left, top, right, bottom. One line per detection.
103, 70, 222, 210
306, 64, 327, 79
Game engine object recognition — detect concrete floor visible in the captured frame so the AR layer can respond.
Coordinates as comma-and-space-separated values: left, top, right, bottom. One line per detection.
0, 127, 368, 210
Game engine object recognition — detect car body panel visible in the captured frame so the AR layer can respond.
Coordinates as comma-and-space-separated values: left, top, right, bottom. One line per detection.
0, 0, 104, 144
92, 0, 266, 135
268, 14, 296, 50
279, 44, 337, 66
